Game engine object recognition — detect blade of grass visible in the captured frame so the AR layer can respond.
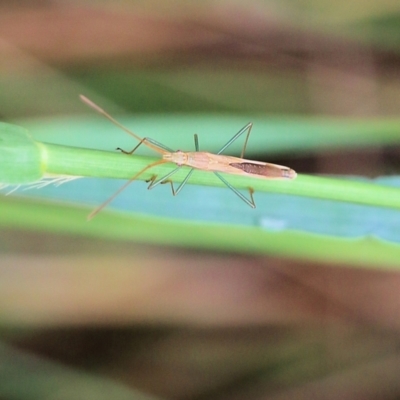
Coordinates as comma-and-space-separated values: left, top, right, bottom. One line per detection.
24, 115, 400, 154
1, 196, 400, 269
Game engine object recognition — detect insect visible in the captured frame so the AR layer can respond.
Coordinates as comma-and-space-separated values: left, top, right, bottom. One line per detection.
80, 95, 297, 219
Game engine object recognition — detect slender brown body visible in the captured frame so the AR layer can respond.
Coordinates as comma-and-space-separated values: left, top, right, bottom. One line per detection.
164, 151, 297, 179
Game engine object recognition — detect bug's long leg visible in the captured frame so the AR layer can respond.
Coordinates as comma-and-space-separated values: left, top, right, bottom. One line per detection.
239, 123, 253, 159
117, 139, 149, 155
214, 172, 256, 208
117, 137, 174, 155
194, 134, 200, 151
147, 166, 183, 190
161, 168, 195, 196
145, 174, 158, 188
87, 159, 167, 220
217, 122, 253, 157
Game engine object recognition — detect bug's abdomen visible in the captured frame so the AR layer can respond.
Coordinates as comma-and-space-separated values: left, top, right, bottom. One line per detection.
230, 162, 296, 179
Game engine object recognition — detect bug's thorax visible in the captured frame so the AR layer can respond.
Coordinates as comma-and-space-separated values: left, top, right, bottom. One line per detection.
163, 150, 189, 166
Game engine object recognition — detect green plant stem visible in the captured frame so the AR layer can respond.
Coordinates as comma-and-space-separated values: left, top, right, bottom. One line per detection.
42, 142, 400, 210
2, 120, 400, 212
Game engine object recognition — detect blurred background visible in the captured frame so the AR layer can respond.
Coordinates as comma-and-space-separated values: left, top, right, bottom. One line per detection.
2, 1, 400, 399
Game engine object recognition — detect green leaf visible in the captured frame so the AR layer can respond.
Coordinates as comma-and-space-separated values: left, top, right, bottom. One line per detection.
2, 196, 400, 269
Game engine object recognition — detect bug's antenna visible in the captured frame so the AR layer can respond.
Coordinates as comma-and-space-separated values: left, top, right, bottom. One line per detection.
80, 95, 142, 142
80, 95, 165, 155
